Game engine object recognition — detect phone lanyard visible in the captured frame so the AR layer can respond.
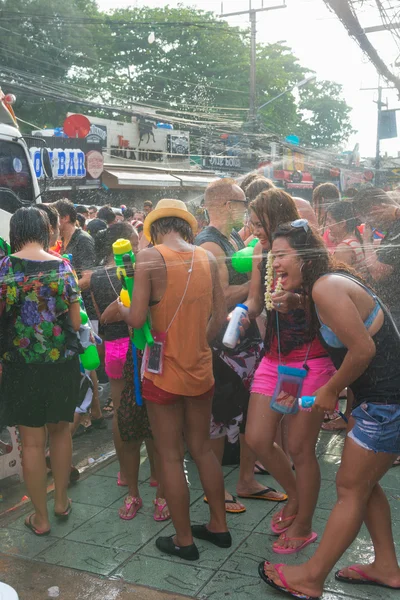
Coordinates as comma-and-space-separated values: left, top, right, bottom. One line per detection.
275, 311, 311, 371
165, 248, 196, 333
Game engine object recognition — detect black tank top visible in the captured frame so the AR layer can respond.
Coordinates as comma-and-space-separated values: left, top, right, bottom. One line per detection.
195, 226, 247, 293
317, 273, 400, 407
195, 226, 261, 351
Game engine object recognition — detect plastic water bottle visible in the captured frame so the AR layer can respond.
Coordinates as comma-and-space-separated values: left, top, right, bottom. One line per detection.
299, 396, 316, 409
222, 304, 248, 349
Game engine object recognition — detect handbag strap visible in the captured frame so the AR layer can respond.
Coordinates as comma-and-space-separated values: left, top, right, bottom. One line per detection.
166, 248, 196, 333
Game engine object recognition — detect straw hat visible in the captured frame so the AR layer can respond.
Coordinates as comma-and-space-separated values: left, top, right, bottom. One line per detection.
143, 199, 198, 241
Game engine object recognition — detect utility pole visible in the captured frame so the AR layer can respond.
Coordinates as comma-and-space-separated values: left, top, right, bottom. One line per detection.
361, 82, 391, 187
221, 1, 286, 127
375, 84, 383, 187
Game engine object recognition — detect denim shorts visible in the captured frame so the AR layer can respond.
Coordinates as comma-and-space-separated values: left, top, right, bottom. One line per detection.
348, 402, 400, 454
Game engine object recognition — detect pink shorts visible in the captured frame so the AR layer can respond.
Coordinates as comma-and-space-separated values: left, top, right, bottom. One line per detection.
251, 355, 336, 398
104, 338, 130, 380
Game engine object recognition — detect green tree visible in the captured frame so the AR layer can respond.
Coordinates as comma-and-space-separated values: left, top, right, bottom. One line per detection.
0, 0, 101, 128
296, 81, 355, 148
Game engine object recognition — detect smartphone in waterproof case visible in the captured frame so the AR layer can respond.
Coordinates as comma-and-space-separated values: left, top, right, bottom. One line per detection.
270, 365, 308, 415
144, 332, 167, 374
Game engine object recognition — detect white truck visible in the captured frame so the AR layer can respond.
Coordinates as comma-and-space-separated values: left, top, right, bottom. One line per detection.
0, 89, 51, 241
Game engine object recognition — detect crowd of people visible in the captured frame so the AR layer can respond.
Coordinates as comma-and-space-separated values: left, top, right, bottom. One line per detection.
0, 177, 400, 598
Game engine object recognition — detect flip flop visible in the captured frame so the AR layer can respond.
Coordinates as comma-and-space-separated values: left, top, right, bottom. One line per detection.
321, 417, 347, 432
273, 532, 318, 555
258, 561, 320, 600
55, 498, 72, 519
117, 472, 128, 487
153, 498, 170, 522
102, 398, 114, 419
118, 496, 143, 520
238, 487, 288, 502
271, 509, 298, 535
204, 494, 246, 514
24, 514, 51, 537
254, 463, 270, 475
392, 456, 400, 468
149, 480, 159, 488
335, 566, 400, 589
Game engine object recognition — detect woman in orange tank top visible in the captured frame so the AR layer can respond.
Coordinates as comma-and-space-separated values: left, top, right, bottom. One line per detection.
119, 199, 231, 561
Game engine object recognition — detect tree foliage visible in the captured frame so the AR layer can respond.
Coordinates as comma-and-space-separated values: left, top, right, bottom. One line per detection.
0, 2, 354, 149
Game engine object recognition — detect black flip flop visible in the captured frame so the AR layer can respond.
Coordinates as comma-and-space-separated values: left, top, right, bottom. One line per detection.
55, 498, 72, 519
24, 514, 51, 536
238, 487, 288, 502
258, 562, 320, 600
254, 463, 270, 475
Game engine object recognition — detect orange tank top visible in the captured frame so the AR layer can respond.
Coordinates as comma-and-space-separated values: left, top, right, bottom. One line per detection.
144, 244, 214, 396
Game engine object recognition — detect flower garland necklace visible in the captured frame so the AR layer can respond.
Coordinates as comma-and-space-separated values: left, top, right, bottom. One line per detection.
264, 252, 282, 311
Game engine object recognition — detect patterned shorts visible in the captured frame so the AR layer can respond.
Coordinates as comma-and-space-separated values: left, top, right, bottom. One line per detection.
117, 344, 152, 443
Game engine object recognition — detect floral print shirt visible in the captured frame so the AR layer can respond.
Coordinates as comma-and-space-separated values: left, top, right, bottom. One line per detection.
0, 256, 80, 364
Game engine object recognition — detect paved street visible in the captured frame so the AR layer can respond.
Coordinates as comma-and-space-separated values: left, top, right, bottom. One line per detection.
0, 430, 399, 599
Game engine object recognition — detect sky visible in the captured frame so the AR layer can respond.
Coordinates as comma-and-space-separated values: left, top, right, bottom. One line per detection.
97, 0, 400, 158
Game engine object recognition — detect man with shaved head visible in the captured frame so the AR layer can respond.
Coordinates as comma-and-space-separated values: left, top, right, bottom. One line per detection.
195, 179, 285, 515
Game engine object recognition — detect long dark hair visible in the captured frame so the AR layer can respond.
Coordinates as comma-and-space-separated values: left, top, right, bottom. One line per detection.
272, 222, 353, 339
327, 201, 364, 249
250, 189, 300, 247
10, 207, 51, 252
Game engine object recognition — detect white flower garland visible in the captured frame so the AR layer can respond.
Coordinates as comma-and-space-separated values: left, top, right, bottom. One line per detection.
264, 252, 282, 311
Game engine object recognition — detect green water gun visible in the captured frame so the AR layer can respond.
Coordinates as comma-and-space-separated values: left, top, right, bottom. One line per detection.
231, 238, 259, 273
112, 238, 154, 351
0, 237, 10, 257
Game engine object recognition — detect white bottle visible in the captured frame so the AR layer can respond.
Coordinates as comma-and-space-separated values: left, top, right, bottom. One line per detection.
222, 304, 249, 349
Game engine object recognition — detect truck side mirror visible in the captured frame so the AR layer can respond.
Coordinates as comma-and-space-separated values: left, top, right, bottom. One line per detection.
41, 147, 53, 179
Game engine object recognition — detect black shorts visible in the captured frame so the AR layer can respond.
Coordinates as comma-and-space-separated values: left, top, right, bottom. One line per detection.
0, 356, 81, 428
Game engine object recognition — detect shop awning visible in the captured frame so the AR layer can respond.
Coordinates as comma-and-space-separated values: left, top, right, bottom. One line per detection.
104, 169, 218, 189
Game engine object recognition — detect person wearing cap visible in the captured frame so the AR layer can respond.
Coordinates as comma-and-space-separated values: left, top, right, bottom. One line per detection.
119, 198, 230, 561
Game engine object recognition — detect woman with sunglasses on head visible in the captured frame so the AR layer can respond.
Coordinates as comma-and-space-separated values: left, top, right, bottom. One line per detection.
260, 221, 400, 600
243, 190, 336, 554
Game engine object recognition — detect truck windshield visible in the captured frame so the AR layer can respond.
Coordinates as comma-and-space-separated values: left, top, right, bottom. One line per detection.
0, 140, 33, 202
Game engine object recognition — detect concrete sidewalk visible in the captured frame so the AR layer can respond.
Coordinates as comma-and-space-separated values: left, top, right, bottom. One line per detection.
0, 430, 399, 599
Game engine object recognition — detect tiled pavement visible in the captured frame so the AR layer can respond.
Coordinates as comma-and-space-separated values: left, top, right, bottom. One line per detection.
1, 431, 399, 599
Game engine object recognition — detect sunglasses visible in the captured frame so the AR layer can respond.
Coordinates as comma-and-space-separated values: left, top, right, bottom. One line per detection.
291, 218, 309, 232
227, 199, 249, 208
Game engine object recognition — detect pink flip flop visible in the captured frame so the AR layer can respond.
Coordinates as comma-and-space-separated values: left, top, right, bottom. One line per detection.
153, 498, 170, 522
117, 472, 128, 487
273, 531, 318, 554
259, 561, 320, 600
149, 480, 158, 488
270, 509, 297, 535
118, 496, 142, 520
335, 565, 400, 589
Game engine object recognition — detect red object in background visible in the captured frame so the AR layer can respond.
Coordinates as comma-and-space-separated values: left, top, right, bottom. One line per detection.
63, 114, 91, 139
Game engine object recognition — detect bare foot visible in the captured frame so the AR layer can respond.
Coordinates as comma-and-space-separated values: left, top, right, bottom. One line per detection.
264, 562, 323, 598
321, 416, 347, 432
337, 564, 400, 588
